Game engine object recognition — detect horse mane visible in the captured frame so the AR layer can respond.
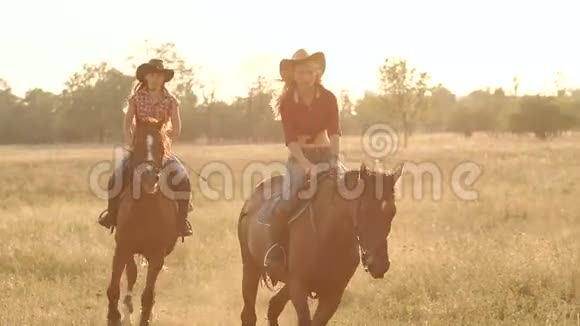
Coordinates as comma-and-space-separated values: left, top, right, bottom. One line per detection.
133, 117, 172, 161
342, 166, 398, 200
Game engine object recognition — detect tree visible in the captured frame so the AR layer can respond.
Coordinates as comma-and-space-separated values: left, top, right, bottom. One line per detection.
197, 82, 218, 140
246, 76, 275, 142
59, 63, 133, 143
509, 95, 576, 139
0, 79, 22, 143
128, 41, 198, 104
458, 89, 507, 133
512, 74, 520, 96
354, 91, 389, 129
555, 71, 568, 97
447, 105, 475, 138
20, 89, 60, 143
420, 84, 456, 132
339, 89, 355, 116
378, 57, 430, 148
338, 89, 360, 134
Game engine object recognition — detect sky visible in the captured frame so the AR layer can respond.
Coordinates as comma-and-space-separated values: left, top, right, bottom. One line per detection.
1, 0, 579, 102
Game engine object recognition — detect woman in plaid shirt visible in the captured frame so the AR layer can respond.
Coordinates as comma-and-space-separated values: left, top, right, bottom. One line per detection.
97, 59, 193, 238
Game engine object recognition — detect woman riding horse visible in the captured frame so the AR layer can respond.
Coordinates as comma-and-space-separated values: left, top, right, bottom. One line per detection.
97, 59, 193, 238
264, 49, 343, 273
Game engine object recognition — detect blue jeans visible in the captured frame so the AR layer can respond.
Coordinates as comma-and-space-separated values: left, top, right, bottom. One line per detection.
104, 151, 191, 229
280, 156, 307, 201
108, 152, 189, 198
280, 147, 345, 202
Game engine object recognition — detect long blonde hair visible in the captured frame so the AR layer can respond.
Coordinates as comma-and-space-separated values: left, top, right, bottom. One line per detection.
270, 61, 323, 119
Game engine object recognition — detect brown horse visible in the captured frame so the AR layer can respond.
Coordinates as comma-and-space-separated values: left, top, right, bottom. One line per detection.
106, 118, 179, 326
238, 162, 403, 326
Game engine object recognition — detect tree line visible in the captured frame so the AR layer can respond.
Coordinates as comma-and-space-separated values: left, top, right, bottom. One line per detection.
0, 42, 578, 146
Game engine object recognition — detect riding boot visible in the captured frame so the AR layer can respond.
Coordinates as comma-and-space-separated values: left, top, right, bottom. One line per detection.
98, 175, 121, 231
173, 177, 193, 238
264, 199, 294, 271
177, 199, 193, 238
98, 195, 119, 229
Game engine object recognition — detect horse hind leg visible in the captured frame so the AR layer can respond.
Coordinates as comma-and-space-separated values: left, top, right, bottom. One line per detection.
266, 284, 289, 326
238, 209, 261, 326
241, 260, 261, 326
138, 255, 164, 326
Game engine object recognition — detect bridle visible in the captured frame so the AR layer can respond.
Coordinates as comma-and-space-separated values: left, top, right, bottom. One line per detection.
350, 188, 371, 272
130, 133, 165, 187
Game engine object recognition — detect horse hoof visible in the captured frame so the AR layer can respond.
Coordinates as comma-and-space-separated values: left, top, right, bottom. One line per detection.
123, 296, 134, 314
138, 314, 153, 326
122, 314, 134, 326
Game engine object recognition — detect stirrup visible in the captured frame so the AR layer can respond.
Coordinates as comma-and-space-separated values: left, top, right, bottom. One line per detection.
263, 244, 286, 269
179, 220, 193, 242
97, 210, 115, 234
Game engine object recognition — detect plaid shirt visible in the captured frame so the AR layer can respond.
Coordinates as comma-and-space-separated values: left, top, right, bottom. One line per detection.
130, 88, 177, 123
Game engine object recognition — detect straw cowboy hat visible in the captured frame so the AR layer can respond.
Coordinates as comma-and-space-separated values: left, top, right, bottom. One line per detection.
136, 59, 175, 82
279, 49, 326, 81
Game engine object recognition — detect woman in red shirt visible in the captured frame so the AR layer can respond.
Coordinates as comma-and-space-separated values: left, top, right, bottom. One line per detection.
97, 59, 193, 238
264, 49, 343, 271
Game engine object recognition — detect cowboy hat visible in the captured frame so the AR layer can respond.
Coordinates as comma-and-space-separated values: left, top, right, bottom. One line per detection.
279, 49, 326, 81
136, 59, 175, 82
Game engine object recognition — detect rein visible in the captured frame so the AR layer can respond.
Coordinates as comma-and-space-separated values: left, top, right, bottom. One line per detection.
349, 178, 370, 271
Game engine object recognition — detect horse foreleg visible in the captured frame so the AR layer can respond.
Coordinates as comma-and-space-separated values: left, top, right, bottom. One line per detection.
139, 255, 164, 326
311, 289, 345, 326
266, 284, 289, 326
106, 247, 130, 325
240, 262, 260, 326
123, 255, 138, 315
288, 279, 311, 326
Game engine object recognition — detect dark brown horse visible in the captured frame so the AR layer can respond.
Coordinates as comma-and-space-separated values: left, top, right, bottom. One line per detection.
106, 118, 179, 326
238, 162, 403, 326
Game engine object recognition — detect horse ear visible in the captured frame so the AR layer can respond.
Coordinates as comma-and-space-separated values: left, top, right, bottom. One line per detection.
391, 162, 404, 185
360, 162, 369, 175
344, 170, 360, 190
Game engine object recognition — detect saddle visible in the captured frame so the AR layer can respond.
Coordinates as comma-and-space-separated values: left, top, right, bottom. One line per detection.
118, 156, 194, 211
255, 169, 339, 227
256, 192, 311, 227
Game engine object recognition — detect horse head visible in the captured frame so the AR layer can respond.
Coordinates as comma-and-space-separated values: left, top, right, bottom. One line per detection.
343, 162, 403, 279
130, 118, 171, 195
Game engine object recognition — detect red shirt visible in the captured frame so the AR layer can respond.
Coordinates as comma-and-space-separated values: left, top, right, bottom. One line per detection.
129, 87, 177, 123
279, 85, 341, 145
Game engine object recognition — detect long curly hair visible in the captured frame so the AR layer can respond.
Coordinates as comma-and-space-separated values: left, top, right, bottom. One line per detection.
270, 80, 295, 119
270, 62, 323, 119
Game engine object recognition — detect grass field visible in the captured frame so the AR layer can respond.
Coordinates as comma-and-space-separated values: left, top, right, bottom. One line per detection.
1, 133, 579, 325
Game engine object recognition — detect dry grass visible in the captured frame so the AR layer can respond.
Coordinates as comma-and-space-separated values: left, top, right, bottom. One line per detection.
1, 133, 579, 325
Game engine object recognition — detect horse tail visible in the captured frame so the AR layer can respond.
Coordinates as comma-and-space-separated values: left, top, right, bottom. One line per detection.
237, 200, 254, 268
